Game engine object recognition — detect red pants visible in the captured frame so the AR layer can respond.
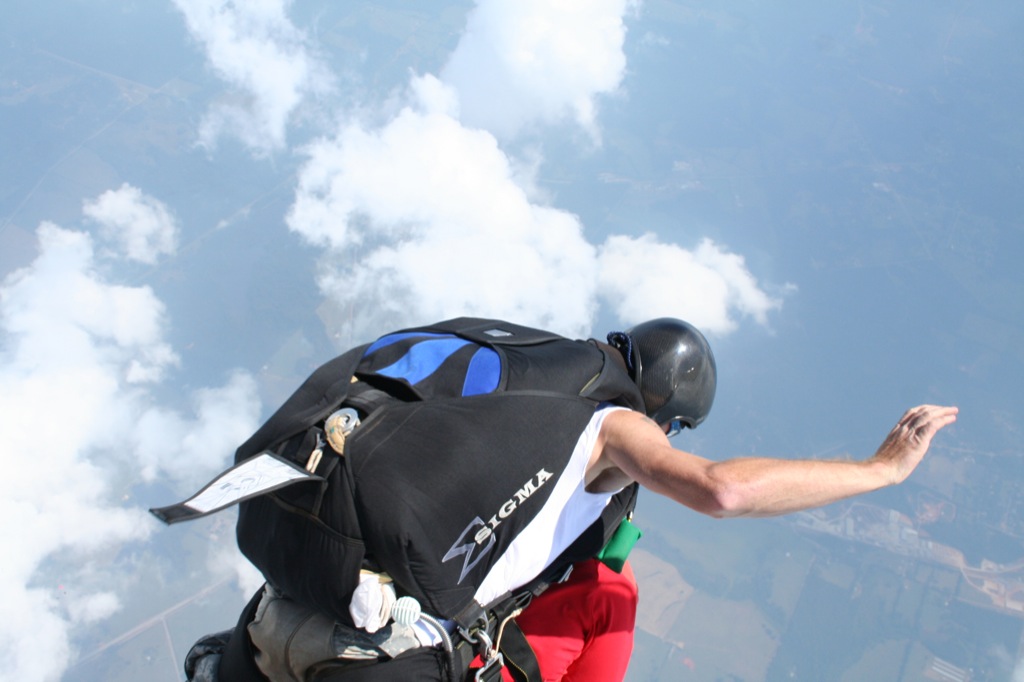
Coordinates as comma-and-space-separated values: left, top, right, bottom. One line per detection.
511, 558, 638, 682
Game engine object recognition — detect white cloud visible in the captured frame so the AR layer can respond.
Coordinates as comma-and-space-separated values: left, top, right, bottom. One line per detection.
441, 0, 638, 139
273, 1, 778, 343
208, 542, 266, 599
82, 184, 179, 265
132, 371, 261, 486
0, 220, 260, 682
0, 223, 179, 388
597, 234, 785, 334
67, 592, 121, 625
173, 0, 334, 154
175, 0, 780, 343
286, 62, 782, 342
288, 76, 600, 339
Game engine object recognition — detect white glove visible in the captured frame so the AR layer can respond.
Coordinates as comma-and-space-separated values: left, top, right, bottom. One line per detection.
349, 571, 396, 633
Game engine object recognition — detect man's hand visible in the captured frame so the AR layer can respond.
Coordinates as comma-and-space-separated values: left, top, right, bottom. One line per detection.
869, 405, 959, 485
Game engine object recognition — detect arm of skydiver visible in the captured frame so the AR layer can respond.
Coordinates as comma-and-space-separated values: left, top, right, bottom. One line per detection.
593, 404, 958, 519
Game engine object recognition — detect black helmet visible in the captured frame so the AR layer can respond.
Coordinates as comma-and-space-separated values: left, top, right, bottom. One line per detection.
610, 318, 717, 432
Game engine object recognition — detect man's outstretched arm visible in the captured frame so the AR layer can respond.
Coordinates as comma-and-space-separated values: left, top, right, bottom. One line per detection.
598, 405, 958, 519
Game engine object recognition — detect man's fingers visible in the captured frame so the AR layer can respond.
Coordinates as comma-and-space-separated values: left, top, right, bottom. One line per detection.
877, 406, 958, 484
898, 405, 958, 438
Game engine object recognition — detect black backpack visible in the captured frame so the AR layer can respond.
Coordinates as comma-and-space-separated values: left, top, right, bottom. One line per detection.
228, 317, 644, 626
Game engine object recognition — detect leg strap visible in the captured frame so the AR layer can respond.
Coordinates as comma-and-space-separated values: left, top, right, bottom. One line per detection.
496, 620, 540, 682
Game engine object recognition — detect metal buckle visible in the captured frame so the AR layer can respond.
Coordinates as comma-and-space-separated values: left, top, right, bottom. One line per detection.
460, 624, 503, 681
474, 652, 505, 682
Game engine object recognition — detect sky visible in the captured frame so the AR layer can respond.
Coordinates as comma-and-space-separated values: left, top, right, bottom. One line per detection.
1, 1, 1023, 680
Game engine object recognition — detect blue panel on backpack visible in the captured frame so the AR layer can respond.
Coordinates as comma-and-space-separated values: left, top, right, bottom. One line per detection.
462, 347, 501, 396
365, 331, 450, 356
375, 336, 472, 386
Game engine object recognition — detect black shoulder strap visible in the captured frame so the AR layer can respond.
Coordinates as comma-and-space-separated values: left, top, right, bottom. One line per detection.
582, 343, 645, 413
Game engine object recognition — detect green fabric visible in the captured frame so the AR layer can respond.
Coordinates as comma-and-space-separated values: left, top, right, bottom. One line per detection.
595, 518, 642, 573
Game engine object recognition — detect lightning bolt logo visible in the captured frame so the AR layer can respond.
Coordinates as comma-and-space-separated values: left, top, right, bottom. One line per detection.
442, 516, 496, 584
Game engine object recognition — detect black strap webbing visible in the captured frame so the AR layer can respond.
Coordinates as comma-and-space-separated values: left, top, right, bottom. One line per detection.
497, 620, 541, 682
450, 599, 542, 682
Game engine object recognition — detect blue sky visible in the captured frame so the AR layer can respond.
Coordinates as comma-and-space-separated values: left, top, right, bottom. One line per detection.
1, 1, 1022, 680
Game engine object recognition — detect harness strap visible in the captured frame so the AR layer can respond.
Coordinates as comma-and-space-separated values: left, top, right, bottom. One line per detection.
452, 620, 540, 682
496, 620, 540, 682
343, 382, 397, 416
447, 594, 541, 682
